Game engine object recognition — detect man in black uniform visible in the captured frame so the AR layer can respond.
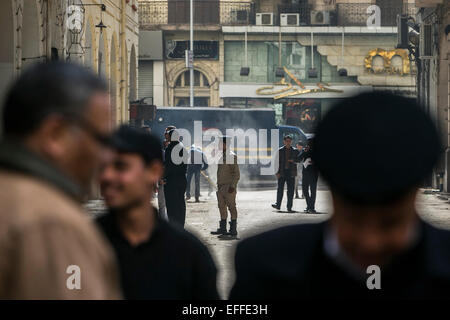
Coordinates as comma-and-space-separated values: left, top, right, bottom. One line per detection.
271, 135, 301, 212
97, 126, 219, 299
299, 138, 319, 213
163, 128, 188, 227
230, 92, 450, 299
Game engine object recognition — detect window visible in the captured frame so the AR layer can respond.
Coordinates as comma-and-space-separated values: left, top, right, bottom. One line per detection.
175, 70, 209, 87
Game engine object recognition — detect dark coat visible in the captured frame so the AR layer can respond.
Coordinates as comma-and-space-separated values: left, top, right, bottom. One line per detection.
299, 149, 318, 175
276, 146, 301, 177
97, 209, 219, 300
163, 141, 188, 182
229, 220, 450, 299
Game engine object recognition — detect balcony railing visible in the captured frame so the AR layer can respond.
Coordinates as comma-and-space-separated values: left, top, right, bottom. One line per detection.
220, 1, 255, 25
139, 1, 416, 27
336, 3, 417, 27
139, 0, 254, 26
139, 1, 168, 26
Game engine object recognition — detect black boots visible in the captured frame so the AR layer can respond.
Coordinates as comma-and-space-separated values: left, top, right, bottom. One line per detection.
218, 219, 238, 239
211, 219, 227, 235
228, 219, 237, 237
212, 219, 238, 238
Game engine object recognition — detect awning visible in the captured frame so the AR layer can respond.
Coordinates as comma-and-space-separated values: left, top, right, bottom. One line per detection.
139, 31, 163, 60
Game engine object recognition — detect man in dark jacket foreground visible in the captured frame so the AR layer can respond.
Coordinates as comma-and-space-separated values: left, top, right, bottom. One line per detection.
97, 126, 219, 300
230, 92, 450, 299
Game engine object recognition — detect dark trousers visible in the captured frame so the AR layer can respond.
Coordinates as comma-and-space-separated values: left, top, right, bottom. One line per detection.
164, 178, 187, 227
186, 168, 200, 199
276, 170, 295, 210
302, 171, 319, 210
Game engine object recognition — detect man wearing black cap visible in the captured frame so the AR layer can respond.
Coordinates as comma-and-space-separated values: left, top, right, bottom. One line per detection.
299, 138, 319, 213
230, 92, 450, 299
271, 135, 301, 213
97, 126, 219, 299
163, 128, 188, 227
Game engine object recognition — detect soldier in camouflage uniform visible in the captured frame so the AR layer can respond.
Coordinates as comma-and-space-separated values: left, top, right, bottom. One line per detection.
211, 136, 240, 239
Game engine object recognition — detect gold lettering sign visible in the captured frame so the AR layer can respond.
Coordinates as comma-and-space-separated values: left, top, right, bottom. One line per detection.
364, 48, 410, 75
256, 67, 343, 100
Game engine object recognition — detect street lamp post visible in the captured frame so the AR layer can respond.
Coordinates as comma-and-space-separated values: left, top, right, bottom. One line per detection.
189, 0, 194, 107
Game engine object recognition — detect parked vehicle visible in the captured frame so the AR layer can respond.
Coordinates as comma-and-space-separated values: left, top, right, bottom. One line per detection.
147, 107, 308, 179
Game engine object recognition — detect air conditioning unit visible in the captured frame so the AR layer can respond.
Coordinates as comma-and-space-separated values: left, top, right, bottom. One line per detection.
280, 13, 299, 26
256, 13, 274, 26
419, 24, 433, 59
310, 10, 331, 25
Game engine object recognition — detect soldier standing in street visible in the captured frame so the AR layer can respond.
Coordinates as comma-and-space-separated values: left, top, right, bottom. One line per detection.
211, 136, 240, 239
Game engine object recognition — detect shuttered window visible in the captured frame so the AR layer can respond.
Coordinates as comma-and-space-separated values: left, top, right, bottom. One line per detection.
138, 60, 153, 100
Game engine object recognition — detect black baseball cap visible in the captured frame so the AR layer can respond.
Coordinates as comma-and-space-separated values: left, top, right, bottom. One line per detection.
313, 91, 442, 205
110, 125, 163, 164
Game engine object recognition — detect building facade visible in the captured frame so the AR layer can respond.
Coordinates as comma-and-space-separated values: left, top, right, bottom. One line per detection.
415, 0, 449, 190
0, 0, 139, 128
138, 0, 417, 133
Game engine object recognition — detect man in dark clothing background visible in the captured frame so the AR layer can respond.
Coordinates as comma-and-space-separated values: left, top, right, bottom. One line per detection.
186, 145, 208, 202
97, 126, 219, 300
230, 92, 450, 299
272, 135, 301, 212
299, 138, 319, 213
163, 128, 188, 227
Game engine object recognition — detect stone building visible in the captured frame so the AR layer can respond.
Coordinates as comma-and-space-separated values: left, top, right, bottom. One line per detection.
415, 0, 449, 190
138, 0, 223, 106
138, 0, 417, 133
0, 0, 139, 127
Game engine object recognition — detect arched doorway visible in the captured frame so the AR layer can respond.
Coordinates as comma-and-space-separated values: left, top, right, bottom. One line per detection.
22, 0, 42, 69
0, 0, 15, 104
174, 69, 211, 106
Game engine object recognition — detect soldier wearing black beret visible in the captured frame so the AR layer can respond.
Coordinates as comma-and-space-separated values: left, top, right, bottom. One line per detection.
230, 92, 450, 299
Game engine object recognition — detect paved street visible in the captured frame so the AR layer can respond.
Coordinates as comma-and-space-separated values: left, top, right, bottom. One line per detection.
86, 186, 450, 299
